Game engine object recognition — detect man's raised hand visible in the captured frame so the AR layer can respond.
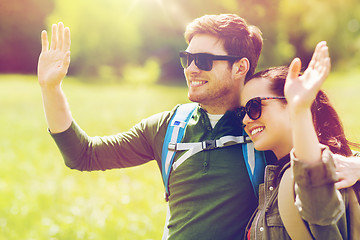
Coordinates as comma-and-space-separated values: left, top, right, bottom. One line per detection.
37, 22, 71, 88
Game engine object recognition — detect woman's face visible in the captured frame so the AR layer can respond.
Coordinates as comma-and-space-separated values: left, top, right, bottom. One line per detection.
240, 77, 293, 159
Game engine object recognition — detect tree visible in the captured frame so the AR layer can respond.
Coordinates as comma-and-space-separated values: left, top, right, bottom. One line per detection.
46, 0, 143, 77
279, 0, 360, 70
0, 0, 54, 74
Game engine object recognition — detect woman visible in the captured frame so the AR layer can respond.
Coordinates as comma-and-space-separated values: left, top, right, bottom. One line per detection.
241, 41, 359, 239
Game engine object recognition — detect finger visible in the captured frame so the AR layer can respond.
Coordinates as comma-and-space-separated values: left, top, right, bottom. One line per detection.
318, 58, 330, 80
335, 180, 348, 189
50, 24, 57, 50
314, 42, 326, 63
41, 30, 49, 53
333, 153, 346, 162
324, 57, 331, 77
314, 44, 328, 71
315, 41, 326, 59
63, 27, 71, 52
321, 45, 331, 74
61, 51, 71, 74
288, 57, 301, 79
335, 176, 357, 189
58, 22, 64, 51
308, 41, 326, 70
333, 154, 346, 169
322, 43, 329, 59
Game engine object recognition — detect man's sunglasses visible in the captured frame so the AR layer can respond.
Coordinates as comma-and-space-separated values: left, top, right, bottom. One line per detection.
179, 51, 242, 71
241, 97, 286, 121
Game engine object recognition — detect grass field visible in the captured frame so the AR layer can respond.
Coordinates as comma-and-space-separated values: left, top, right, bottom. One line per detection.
0, 75, 188, 240
0, 72, 359, 239
323, 70, 360, 143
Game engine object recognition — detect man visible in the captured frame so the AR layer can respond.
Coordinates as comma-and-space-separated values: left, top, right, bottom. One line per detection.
37, 14, 262, 239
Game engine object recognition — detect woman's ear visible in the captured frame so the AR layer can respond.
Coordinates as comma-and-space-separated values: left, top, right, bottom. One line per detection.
233, 57, 250, 78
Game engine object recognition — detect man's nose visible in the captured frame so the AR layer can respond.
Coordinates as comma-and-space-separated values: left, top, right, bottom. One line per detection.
186, 59, 200, 72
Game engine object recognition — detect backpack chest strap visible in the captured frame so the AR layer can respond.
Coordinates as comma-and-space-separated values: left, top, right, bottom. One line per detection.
172, 135, 252, 170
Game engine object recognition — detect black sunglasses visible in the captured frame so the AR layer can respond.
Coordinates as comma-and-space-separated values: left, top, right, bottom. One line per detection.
242, 97, 286, 121
179, 51, 242, 71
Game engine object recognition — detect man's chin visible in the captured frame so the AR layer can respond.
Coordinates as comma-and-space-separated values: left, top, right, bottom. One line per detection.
188, 94, 202, 103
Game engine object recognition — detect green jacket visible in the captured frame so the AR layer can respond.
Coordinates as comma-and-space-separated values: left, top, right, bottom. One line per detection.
245, 147, 350, 240
51, 105, 258, 240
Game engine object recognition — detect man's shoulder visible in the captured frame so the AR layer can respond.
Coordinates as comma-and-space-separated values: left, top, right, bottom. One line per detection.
139, 104, 188, 129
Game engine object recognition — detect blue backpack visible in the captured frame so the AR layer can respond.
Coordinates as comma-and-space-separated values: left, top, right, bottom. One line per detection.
160, 103, 267, 239
161, 103, 267, 201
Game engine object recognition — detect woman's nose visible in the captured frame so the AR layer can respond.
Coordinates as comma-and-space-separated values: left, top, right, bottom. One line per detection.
242, 113, 252, 126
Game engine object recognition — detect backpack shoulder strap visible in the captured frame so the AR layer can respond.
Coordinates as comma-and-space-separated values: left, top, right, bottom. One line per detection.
161, 103, 198, 201
278, 167, 313, 240
348, 185, 360, 240
242, 129, 267, 198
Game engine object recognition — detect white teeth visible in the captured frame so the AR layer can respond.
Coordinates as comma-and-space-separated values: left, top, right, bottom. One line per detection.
191, 81, 206, 86
251, 127, 264, 136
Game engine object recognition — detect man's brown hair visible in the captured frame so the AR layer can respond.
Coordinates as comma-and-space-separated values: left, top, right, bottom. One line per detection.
184, 14, 263, 79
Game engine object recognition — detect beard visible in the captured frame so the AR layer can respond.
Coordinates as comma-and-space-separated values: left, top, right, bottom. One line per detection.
187, 85, 237, 110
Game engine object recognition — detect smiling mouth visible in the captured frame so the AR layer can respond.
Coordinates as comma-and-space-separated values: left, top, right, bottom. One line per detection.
250, 127, 264, 136
190, 80, 207, 87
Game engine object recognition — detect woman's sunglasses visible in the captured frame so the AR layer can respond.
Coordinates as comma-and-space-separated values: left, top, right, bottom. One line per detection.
179, 51, 242, 71
242, 97, 286, 121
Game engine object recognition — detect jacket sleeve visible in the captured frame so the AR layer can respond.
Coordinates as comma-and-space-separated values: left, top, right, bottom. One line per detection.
291, 146, 345, 225
50, 110, 174, 171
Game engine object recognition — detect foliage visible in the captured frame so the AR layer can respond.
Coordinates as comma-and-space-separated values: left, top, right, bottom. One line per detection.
0, 0, 360, 81
278, 0, 360, 70
46, 0, 143, 76
0, 0, 54, 73
323, 69, 360, 142
122, 58, 161, 85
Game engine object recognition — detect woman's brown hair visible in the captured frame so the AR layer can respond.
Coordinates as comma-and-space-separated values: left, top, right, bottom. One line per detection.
247, 66, 358, 156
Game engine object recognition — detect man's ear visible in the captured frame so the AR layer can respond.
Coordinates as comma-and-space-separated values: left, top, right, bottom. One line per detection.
233, 57, 250, 78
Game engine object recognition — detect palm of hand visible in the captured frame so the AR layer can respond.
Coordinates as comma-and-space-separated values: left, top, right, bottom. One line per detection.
37, 23, 71, 88
285, 63, 325, 108
38, 50, 69, 86
284, 42, 330, 110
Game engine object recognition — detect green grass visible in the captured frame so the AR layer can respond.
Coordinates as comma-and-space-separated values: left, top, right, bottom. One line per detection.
324, 69, 360, 143
0, 75, 188, 240
0, 72, 359, 239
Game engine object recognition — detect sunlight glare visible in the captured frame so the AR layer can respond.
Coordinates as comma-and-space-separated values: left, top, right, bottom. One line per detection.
126, 0, 190, 28
126, 0, 165, 17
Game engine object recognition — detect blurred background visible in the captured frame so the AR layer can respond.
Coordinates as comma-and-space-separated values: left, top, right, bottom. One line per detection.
1, 0, 360, 82
0, 0, 359, 239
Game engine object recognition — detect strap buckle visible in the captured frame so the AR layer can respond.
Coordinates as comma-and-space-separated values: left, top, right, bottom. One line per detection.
168, 143, 176, 151
202, 140, 216, 150
245, 136, 252, 143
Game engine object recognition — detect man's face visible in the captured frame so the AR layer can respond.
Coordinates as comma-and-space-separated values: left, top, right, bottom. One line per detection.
184, 34, 239, 114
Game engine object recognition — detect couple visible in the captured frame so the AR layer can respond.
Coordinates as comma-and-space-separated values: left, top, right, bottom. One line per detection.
37, 14, 359, 239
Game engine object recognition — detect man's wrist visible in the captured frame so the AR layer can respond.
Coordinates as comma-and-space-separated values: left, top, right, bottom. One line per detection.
40, 83, 62, 94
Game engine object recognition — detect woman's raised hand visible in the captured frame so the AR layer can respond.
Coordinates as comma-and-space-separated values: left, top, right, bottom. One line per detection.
37, 22, 71, 88
284, 41, 331, 112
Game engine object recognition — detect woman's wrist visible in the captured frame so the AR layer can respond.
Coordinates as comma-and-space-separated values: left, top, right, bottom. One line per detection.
288, 104, 311, 119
